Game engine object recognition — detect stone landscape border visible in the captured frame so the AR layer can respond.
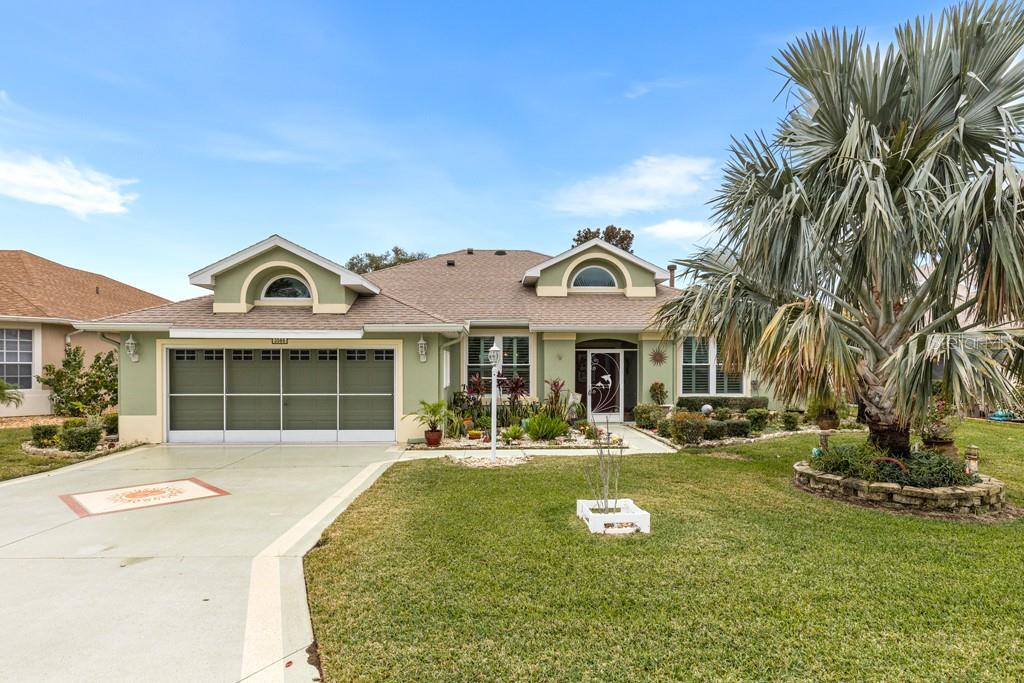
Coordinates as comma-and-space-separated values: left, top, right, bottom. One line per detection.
793, 461, 1006, 515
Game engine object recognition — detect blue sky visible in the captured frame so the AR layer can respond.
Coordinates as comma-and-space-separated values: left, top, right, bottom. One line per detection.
0, 0, 944, 300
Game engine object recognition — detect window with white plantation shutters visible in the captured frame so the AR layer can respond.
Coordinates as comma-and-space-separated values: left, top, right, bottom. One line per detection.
466, 334, 530, 393
716, 367, 743, 394
680, 337, 710, 394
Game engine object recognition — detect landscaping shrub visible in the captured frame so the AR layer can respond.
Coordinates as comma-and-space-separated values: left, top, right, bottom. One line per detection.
745, 408, 771, 432
500, 425, 524, 444
649, 381, 668, 404
38, 345, 118, 416
475, 415, 491, 432
781, 412, 800, 431
704, 419, 727, 440
632, 402, 662, 429
813, 442, 882, 480
671, 411, 706, 444
584, 423, 600, 441
656, 418, 673, 439
898, 451, 978, 488
63, 417, 87, 430
102, 412, 119, 435
60, 426, 103, 452
31, 424, 60, 448
525, 414, 569, 441
725, 418, 751, 437
675, 396, 769, 412
709, 407, 730, 421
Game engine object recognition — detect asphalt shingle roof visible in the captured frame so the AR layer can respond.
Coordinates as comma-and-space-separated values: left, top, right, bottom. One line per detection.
0, 251, 168, 321
90, 248, 677, 330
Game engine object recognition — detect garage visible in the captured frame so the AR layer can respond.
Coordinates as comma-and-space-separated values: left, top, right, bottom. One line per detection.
166, 347, 396, 442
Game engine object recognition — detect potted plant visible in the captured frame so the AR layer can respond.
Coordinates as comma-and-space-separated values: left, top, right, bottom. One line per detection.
577, 419, 650, 535
807, 394, 840, 430
416, 400, 450, 447
919, 395, 961, 456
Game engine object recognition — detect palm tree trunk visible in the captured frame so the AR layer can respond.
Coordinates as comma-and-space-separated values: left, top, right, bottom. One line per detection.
858, 362, 911, 457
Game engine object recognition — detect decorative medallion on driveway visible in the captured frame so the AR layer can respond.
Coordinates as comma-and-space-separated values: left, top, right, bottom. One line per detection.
59, 478, 229, 517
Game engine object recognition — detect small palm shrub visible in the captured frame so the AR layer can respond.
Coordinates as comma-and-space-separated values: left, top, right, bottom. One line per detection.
632, 403, 662, 429
500, 425, 525, 444
745, 408, 771, 432
61, 426, 103, 452
31, 424, 60, 448
704, 419, 727, 440
526, 413, 569, 441
725, 418, 751, 437
781, 412, 800, 431
672, 411, 706, 444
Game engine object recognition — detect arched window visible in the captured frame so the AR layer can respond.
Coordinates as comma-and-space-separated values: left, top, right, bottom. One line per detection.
571, 265, 618, 288
262, 276, 311, 299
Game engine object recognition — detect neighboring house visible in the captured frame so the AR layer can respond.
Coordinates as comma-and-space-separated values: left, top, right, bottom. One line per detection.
0, 251, 169, 417
78, 235, 770, 444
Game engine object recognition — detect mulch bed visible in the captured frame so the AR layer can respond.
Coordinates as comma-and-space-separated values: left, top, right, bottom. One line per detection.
0, 415, 64, 429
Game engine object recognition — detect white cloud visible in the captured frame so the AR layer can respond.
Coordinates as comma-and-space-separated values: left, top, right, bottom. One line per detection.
552, 155, 714, 216
624, 76, 694, 99
0, 153, 137, 217
640, 218, 714, 240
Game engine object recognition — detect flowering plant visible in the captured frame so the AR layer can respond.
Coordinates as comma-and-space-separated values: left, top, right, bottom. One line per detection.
918, 395, 962, 441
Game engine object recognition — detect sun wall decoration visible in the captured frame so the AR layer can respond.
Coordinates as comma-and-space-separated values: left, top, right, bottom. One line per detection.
648, 347, 667, 366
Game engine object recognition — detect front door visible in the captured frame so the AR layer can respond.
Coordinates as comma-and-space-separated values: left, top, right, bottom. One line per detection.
587, 350, 623, 422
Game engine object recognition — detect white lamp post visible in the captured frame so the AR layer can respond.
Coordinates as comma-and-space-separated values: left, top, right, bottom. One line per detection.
488, 342, 502, 462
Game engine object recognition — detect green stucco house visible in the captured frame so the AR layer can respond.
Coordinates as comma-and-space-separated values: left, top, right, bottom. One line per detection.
78, 235, 763, 444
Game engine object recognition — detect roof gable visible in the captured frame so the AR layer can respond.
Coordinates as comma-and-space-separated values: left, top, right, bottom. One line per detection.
521, 239, 669, 285
188, 235, 380, 295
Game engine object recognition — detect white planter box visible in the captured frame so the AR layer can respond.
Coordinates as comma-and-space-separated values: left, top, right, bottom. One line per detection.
576, 498, 650, 535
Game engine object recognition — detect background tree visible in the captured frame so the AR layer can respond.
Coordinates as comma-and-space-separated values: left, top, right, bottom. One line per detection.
572, 225, 634, 252
656, 1, 1024, 456
345, 246, 428, 274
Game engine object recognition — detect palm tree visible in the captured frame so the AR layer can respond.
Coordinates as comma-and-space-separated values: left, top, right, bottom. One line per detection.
657, 1, 1024, 456
0, 380, 23, 409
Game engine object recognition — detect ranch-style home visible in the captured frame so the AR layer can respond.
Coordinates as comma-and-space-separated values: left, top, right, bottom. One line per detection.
78, 235, 771, 444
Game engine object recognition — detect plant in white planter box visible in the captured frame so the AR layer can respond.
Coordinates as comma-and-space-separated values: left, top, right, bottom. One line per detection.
577, 419, 650, 535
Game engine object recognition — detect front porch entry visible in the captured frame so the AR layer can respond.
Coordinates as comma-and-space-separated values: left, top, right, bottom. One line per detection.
574, 339, 638, 422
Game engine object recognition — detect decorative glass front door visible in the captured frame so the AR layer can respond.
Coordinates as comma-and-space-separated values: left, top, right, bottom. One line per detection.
587, 350, 623, 421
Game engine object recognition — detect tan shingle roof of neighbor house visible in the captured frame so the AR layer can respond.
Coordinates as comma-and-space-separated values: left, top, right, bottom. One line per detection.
0, 250, 168, 321
91, 247, 678, 332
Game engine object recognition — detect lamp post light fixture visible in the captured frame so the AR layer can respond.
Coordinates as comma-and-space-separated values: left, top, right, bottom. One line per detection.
488, 342, 502, 461
417, 335, 428, 363
124, 334, 139, 363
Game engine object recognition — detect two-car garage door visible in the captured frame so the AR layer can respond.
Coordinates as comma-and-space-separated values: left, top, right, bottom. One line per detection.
167, 347, 396, 442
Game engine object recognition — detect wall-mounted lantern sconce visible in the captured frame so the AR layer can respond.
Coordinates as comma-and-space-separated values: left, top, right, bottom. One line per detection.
124, 334, 140, 363
417, 335, 428, 363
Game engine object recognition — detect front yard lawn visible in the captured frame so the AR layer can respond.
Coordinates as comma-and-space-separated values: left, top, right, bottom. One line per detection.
306, 421, 1024, 681
0, 428, 101, 481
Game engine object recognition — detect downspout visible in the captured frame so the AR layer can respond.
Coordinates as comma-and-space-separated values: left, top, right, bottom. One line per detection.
99, 332, 121, 348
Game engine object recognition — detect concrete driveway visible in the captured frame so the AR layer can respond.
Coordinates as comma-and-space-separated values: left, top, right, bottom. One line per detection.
0, 443, 397, 682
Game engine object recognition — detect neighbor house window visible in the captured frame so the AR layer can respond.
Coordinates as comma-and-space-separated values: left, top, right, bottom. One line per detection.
680, 336, 744, 395
571, 265, 618, 288
262, 276, 311, 299
0, 328, 33, 389
467, 334, 530, 393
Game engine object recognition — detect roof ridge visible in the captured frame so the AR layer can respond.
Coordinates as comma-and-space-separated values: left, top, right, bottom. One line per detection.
376, 291, 454, 324
0, 281, 48, 317
90, 294, 211, 322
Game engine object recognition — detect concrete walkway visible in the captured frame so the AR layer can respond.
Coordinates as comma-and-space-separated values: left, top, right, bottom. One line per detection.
398, 422, 677, 460
0, 443, 396, 682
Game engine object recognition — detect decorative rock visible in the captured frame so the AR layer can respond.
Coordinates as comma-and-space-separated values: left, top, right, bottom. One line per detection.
792, 462, 1006, 516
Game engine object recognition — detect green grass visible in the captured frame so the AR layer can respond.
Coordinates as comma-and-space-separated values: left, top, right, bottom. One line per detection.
0, 427, 100, 481
306, 421, 1024, 682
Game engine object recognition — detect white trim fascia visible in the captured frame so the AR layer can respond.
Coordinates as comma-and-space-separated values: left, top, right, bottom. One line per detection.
0, 315, 79, 325
73, 322, 170, 332
363, 323, 467, 333
521, 238, 670, 284
529, 324, 659, 332
187, 234, 381, 295
168, 328, 364, 339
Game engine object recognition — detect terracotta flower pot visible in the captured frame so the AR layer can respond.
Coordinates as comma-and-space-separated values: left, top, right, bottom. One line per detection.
424, 430, 443, 447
